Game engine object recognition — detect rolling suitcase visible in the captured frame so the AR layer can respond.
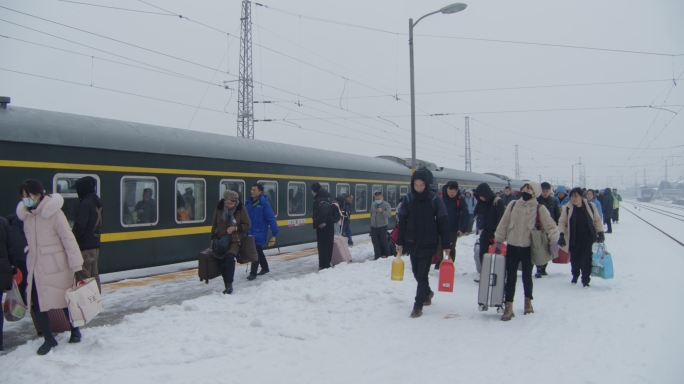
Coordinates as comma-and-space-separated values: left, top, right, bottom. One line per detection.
478, 253, 506, 313
198, 248, 222, 284
31, 308, 72, 334
474, 238, 482, 273
331, 235, 352, 265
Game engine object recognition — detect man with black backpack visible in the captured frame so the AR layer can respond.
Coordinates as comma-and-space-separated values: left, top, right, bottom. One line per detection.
312, 182, 336, 270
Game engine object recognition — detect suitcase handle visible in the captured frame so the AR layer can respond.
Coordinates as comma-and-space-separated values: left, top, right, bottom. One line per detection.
491, 274, 497, 286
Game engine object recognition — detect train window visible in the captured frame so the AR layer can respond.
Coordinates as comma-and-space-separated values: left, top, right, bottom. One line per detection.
355, 184, 367, 212
336, 183, 350, 198
400, 186, 409, 199
319, 183, 330, 192
372, 184, 383, 197
387, 186, 397, 209
287, 182, 306, 217
258, 180, 278, 217
175, 178, 206, 224
121, 176, 158, 227
53, 173, 101, 228
220, 179, 245, 203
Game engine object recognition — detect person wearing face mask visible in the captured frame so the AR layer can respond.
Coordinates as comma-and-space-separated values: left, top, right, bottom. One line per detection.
557, 188, 605, 288
369, 191, 392, 260
494, 182, 560, 321
472, 183, 506, 283
435, 181, 469, 270
396, 170, 451, 318
16, 179, 84, 355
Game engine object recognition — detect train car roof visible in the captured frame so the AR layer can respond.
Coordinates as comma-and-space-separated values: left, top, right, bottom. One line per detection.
0, 106, 411, 175
433, 168, 508, 186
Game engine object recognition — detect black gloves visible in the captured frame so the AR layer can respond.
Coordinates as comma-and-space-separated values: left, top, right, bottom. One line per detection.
597, 232, 605, 243
557, 233, 566, 248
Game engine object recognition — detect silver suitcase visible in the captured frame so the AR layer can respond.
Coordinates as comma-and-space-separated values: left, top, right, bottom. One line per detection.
474, 238, 481, 273
478, 253, 506, 313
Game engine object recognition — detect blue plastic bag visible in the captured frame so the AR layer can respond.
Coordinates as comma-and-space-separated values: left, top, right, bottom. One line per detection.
591, 243, 614, 280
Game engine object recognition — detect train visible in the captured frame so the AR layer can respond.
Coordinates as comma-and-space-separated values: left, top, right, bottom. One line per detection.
637, 187, 655, 202
0, 98, 510, 273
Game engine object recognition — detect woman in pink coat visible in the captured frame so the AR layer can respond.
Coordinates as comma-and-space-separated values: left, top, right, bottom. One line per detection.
17, 179, 84, 355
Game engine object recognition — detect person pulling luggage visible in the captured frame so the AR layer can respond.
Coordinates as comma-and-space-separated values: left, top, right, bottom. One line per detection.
494, 182, 560, 321
211, 190, 251, 294
395, 170, 451, 318
472, 183, 505, 283
557, 188, 605, 288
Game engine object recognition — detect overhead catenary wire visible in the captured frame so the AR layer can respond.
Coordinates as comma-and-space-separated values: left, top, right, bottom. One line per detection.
53, 0, 174, 16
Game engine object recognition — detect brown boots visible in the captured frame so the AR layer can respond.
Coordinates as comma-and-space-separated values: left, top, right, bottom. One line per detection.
500, 302, 514, 321
410, 307, 422, 318
524, 298, 534, 315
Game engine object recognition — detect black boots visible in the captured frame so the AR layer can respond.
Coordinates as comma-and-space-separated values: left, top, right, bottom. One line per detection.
69, 328, 82, 343
223, 284, 234, 294
37, 338, 58, 355
424, 291, 434, 306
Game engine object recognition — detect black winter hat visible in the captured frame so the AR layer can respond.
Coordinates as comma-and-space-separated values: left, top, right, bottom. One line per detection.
311, 182, 322, 193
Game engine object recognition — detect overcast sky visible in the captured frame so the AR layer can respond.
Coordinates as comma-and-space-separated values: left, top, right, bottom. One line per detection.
2, 0, 683, 188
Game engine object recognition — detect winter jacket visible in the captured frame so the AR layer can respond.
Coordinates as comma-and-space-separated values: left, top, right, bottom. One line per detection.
370, 200, 391, 228
312, 188, 334, 228
0, 216, 17, 290
612, 193, 622, 209
555, 185, 570, 207
134, 198, 157, 223
72, 176, 103, 250
6, 213, 27, 261
589, 197, 603, 219
501, 192, 518, 207
16, 194, 83, 312
558, 200, 604, 252
396, 170, 451, 258
495, 189, 560, 247
537, 194, 561, 224
441, 185, 470, 232
211, 199, 251, 256
245, 194, 279, 247
336, 195, 351, 224
463, 190, 476, 215
473, 183, 506, 232
601, 188, 614, 220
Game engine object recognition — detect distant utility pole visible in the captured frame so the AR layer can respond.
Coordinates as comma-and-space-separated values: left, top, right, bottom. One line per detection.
237, 0, 254, 139
634, 172, 637, 187
643, 169, 646, 186
665, 159, 668, 182
515, 145, 520, 179
464, 116, 472, 172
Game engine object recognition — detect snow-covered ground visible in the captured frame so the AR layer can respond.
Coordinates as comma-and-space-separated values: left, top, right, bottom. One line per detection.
2, 214, 683, 384
622, 200, 684, 243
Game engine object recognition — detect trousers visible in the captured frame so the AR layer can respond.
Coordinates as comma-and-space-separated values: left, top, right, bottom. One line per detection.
75, 248, 101, 293
504, 245, 534, 302
317, 224, 335, 269
250, 245, 269, 275
370, 226, 390, 258
436, 231, 459, 266
410, 253, 433, 310
570, 240, 593, 284
221, 253, 236, 288
342, 221, 353, 245
31, 281, 76, 342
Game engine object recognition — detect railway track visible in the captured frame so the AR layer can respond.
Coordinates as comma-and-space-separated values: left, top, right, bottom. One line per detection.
622, 205, 684, 247
648, 200, 684, 211
624, 200, 684, 222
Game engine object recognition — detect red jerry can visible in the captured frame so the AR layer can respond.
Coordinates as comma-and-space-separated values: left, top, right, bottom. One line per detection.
488, 242, 507, 256
438, 256, 455, 292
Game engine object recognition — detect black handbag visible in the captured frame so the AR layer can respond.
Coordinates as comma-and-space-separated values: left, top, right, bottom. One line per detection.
237, 235, 258, 264
212, 235, 231, 255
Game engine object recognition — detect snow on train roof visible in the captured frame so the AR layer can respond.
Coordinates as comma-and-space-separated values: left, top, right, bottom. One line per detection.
0, 106, 411, 175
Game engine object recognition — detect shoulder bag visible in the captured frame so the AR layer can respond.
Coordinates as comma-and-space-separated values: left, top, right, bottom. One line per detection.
237, 234, 258, 264
530, 205, 554, 265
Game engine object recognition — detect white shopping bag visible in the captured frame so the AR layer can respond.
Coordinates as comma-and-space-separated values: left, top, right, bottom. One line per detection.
65, 278, 103, 327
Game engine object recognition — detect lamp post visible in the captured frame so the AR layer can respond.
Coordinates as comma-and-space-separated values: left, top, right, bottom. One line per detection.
571, 162, 581, 188
409, 3, 467, 173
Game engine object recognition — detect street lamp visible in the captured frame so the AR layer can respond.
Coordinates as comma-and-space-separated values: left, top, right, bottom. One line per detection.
409, 3, 467, 173
571, 162, 581, 188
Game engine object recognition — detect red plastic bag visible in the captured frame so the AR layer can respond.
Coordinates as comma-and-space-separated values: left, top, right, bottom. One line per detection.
13, 268, 23, 286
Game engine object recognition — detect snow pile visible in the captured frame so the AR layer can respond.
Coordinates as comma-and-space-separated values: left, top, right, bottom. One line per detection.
1, 215, 683, 383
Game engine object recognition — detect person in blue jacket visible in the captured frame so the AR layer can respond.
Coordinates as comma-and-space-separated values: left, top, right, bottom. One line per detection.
585, 189, 603, 220
555, 185, 570, 207
245, 183, 279, 280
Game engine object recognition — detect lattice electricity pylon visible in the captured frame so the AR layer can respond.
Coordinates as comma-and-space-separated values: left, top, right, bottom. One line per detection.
237, 0, 254, 139
515, 145, 520, 179
464, 116, 471, 172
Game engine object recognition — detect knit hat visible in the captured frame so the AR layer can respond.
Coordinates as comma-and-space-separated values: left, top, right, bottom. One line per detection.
311, 182, 322, 193
540, 182, 551, 190
223, 190, 239, 201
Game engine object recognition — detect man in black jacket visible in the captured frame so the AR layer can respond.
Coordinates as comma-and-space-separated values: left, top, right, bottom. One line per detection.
73, 176, 103, 291
501, 186, 518, 207
396, 170, 451, 318
0, 216, 18, 351
535, 182, 561, 278
5, 213, 27, 303
472, 183, 506, 283
601, 188, 614, 233
312, 182, 335, 270
435, 181, 470, 270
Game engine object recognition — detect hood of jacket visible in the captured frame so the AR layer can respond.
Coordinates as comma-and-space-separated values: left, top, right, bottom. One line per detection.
75, 176, 97, 200
16, 193, 64, 221
411, 170, 431, 200
464, 189, 473, 196
555, 185, 568, 196
315, 188, 331, 199
473, 183, 495, 203
523, 181, 542, 198
604, 187, 612, 195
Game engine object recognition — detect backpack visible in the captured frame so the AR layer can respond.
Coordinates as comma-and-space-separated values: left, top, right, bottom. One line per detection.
327, 201, 341, 223
403, 192, 440, 217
